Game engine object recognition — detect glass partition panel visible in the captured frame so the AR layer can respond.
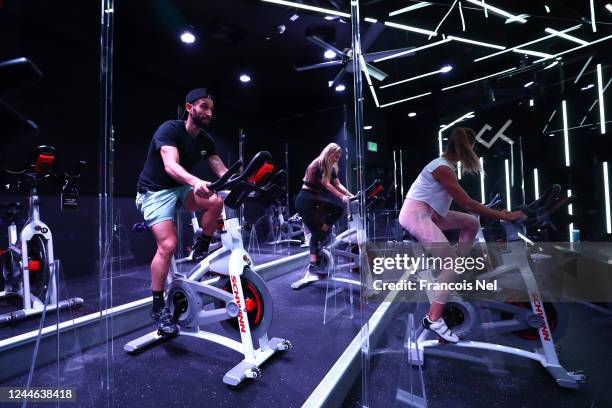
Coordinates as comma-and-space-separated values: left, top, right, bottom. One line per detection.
0, 1, 107, 406
105, 0, 366, 406
355, 1, 612, 407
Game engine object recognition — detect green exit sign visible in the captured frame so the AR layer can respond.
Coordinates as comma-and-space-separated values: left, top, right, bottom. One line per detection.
367, 141, 378, 152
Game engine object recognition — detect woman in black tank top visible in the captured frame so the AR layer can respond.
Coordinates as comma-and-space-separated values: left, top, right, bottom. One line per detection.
296, 143, 352, 275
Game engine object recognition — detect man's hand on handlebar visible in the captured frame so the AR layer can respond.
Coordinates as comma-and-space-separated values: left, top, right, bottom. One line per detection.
501, 210, 527, 222
193, 179, 214, 198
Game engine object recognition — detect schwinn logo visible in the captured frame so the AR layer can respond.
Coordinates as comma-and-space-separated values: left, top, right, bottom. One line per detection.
34, 226, 49, 234
532, 293, 551, 341
231, 275, 247, 333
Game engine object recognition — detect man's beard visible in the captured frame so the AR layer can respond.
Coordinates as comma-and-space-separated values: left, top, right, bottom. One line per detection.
192, 114, 210, 129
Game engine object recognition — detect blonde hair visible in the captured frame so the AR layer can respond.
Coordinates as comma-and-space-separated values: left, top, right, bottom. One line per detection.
444, 127, 481, 175
317, 143, 342, 181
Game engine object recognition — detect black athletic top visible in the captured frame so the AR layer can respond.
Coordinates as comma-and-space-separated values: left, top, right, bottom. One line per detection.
137, 120, 217, 191
302, 158, 338, 194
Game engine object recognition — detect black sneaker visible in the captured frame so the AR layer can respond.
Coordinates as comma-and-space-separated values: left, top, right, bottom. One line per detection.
151, 307, 179, 336
191, 235, 209, 260
308, 262, 328, 277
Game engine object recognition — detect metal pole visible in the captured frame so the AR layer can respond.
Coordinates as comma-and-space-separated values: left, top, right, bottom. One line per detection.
519, 136, 525, 204
399, 149, 405, 199
393, 150, 398, 210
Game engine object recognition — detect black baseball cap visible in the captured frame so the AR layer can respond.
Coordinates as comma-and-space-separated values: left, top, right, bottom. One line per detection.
185, 88, 213, 104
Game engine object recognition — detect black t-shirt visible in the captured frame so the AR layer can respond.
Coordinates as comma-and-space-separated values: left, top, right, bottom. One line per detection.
137, 120, 217, 191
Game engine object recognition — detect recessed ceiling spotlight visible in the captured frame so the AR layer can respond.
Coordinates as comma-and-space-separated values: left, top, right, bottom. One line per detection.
364, 125, 373, 130
324, 15, 336, 20
324, 50, 336, 59
529, 99, 534, 106
524, 81, 534, 87
441, 65, 453, 73
545, 5, 551, 13
335, 84, 346, 92
180, 31, 196, 44
408, 112, 417, 117
289, 14, 299, 21
239, 74, 251, 83
607, 4, 612, 13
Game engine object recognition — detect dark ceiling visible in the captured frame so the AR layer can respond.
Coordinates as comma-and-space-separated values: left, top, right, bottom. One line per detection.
111, 0, 611, 122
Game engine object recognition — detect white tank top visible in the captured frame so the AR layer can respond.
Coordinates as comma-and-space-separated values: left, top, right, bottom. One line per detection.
406, 157, 456, 217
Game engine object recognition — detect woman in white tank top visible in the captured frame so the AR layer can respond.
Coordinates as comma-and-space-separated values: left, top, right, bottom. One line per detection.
399, 127, 526, 343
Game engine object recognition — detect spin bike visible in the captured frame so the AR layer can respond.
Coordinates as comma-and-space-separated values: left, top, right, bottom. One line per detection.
291, 180, 385, 290
405, 186, 586, 389
0, 146, 85, 325
124, 152, 292, 386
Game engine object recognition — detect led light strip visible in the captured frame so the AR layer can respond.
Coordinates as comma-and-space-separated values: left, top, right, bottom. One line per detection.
380, 67, 448, 89
441, 111, 475, 131
474, 25, 581, 62
533, 35, 612, 63
513, 48, 553, 58
465, 0, 527, 23
544, 27, 587, 45
449, 35, 505, 50
374, 38, 451, 63
597, 63, 606, 134
480, 157, 486, 203
384, 21, 438, 37
590, 0, 597, 32
562, 100, 570, 167
442, 67, 515, 91
604, 162, 611, 234
505, 159, 511, 210
458, 1, 466, 31
430, 0, 458, 39
439, 111, 475, 155
379, 92, 432, 108
568, 189, 574, 242
533, 168, 539, 199
260, 0, 350, 18
389, 2, 431, 16
545, 61, 559, 70
574, 56, 593, 84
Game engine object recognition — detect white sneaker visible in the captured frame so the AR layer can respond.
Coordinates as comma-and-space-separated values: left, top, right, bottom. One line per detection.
423, 315, 459, 343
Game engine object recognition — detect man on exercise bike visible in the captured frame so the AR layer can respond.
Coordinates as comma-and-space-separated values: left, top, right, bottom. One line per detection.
136, 88, 228, 336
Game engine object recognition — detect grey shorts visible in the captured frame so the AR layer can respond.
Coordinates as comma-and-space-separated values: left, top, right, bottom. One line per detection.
135, 185, 192, 227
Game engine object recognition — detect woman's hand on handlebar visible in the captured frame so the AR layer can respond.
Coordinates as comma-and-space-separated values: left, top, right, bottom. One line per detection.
500, 210, 527, 222
341, 195, 351, 204
193, 179, 214, 198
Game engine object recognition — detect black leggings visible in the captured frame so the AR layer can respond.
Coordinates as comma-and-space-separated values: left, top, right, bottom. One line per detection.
295, 189, 344, 256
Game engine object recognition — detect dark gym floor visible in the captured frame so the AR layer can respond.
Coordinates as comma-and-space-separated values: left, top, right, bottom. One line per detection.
2, 252, 365, 407
342, 301, 612, 408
